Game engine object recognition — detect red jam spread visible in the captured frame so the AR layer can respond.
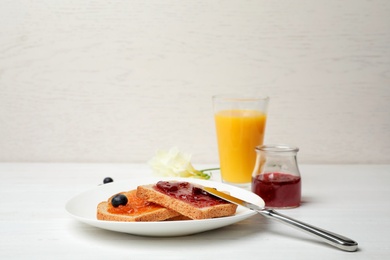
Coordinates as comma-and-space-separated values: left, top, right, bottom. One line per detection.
252, 172, 301, 208
155, 181, 228, 208
107, 191, 163, 215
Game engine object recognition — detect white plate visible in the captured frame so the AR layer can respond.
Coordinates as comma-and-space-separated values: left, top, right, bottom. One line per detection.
65, 177, 264, 237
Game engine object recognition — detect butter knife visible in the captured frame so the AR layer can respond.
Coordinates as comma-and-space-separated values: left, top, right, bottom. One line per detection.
202, 187, 358, 252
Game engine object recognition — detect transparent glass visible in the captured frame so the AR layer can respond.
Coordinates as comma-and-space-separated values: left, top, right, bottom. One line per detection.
251, 144, 301, 208
213, 95, 269, 188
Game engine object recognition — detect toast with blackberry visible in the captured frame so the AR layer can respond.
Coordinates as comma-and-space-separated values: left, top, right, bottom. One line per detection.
97, 190, 183, 222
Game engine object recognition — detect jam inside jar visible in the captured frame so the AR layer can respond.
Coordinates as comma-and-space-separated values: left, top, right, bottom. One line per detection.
251, 144, 301, 209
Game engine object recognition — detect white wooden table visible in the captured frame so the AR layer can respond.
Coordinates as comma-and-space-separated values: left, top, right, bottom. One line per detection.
1, 163, 389, 259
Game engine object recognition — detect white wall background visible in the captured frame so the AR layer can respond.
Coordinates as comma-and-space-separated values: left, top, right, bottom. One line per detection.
0, 0, 389, 164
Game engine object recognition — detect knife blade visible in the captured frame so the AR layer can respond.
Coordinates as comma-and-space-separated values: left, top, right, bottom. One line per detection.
202, 186, 358, 252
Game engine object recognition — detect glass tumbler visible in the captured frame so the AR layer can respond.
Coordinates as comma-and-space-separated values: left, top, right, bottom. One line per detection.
213, 95, 269, 188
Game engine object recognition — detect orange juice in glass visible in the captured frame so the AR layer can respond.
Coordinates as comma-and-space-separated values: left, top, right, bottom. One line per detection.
213, 95, 269, 188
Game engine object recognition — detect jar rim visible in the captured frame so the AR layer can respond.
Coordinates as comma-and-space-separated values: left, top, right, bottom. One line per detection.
255, 144, 299, 153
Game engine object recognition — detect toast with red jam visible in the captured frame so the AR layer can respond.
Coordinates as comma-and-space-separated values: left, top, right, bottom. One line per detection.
136, 181, 237, 220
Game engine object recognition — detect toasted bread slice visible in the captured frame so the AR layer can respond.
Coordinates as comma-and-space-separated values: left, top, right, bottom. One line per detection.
97, 190, 181, 222
136, 181, 238, 220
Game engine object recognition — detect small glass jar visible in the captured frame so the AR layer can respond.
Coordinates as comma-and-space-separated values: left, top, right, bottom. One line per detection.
251, 144, 301, 209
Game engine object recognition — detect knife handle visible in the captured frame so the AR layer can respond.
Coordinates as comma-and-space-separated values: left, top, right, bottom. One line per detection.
257, 209, 358, 252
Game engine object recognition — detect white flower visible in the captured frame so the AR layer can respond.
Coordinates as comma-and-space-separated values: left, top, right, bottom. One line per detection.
148, 147, 214, 179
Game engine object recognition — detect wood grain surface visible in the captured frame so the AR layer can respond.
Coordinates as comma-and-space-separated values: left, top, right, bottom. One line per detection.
1, 0, 389, 163
1, 163, 389, 258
